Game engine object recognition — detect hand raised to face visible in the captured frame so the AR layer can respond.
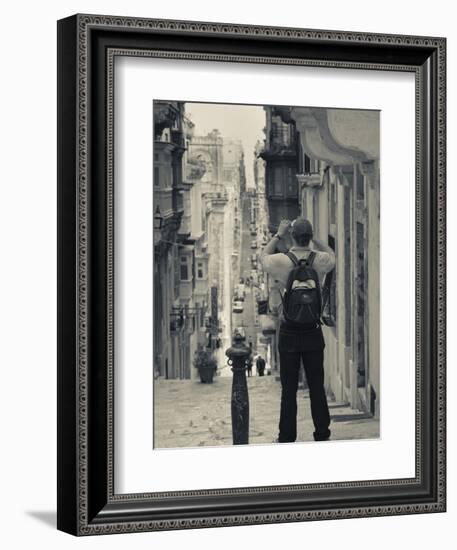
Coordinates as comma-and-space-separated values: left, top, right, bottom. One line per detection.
277, 219, 292, 238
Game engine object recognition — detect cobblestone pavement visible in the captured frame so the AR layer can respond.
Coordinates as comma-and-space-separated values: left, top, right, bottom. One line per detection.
154, 375, 380, 449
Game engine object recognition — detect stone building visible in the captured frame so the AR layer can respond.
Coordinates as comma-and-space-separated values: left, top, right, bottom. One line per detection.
273, 106, 380, 416
257, 107, 305, 376
259, 106, 301, 233
153, 100, 189, 379
153, 104, 226, 380
187, 132, 245, 373
253, 139, 279, 373
154, 120, 247, 381
174, 124, 209, 381
222, 139, 245, 292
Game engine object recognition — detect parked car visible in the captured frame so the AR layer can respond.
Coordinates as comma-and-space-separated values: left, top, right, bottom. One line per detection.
232, 300, 244, 314
235, 283, 246, 300
250, 240, 257, 249
251, 254, 258, 268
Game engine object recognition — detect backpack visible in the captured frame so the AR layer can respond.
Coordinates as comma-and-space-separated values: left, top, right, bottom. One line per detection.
281, 251, 322, 328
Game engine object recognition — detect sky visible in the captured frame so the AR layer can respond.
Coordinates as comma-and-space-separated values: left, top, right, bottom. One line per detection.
185, 102, 266, 188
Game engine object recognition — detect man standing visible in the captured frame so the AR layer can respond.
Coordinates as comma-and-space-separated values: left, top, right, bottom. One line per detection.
261, 218, 335, 442
256, 355, 266, 376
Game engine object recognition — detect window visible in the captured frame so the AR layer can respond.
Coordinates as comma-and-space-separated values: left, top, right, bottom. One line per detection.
356, 221, 366, 387
180, 255, 190, 281
285, 166, 297, 198
154, 166, 160, 187
356, 164, 365, 200
304, 153, 311, 174
201, 207, 206, 234
273, 166, 283, 196
196, 261, 204, 280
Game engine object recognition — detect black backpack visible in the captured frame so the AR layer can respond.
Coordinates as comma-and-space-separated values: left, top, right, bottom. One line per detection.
281, 251, 322, 328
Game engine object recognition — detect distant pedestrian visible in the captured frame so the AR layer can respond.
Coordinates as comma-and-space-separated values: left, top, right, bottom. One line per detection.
246, 357, 253, 377
261, 217, 335, 442
256, 355, 266, 376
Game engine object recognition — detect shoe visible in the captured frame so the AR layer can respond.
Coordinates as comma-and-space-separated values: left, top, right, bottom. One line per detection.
313, 429, 331, 441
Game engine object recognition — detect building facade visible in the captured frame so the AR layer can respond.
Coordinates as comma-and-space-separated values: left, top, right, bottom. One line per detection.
259, 106, 301, 233
222, 139, 245, 293
262, 106, 380, 416
153, 102, 214, 380
153, 100, 188, 380
253, 139, 279, 373
187, 132, 246, 373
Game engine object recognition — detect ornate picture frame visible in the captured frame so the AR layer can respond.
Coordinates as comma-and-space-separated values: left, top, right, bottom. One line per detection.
57, 14, 446, 535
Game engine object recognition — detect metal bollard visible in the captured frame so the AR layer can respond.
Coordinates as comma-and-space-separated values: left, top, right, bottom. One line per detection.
226, 334, 251, 445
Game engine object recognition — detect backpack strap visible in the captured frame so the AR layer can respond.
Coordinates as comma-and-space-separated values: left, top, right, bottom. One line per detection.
286, 251, 299, 266
306, 251, 316, 267
280, 252, 298, 309
287, 250, 316, 267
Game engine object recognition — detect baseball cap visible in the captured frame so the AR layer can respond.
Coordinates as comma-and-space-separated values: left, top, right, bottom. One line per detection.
291, 217, 313, 237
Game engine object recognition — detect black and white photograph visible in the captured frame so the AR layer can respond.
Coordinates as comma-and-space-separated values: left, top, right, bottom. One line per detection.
1, 0, 452, 543
153, 100, 380, 448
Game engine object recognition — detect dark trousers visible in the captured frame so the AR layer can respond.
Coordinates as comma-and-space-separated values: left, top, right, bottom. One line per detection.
278, 325, 331, 442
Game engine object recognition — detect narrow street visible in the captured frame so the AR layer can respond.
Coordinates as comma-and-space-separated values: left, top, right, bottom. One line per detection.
152, 100, 381, 448
153, 376, 380, 448
231, 195, 262, 355
153, 192, 381, 449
